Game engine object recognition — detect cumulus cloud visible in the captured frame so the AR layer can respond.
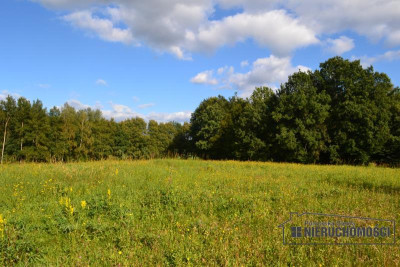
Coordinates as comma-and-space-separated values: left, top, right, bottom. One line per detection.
193, 55, 310, 96
63, 10, 134, 44
103, 103, 191, 122
95, 79, 108, 86
32, 0, 400, 59
101, 103, 139, 120
57, 0, 213, 58
192, 10, 318, 56
217, 0, 400, 47
0, 91, 9, 101
356, 49, 400, 67
146, 111, 192, 122
65, 99, 190, 122
325, 36, 355, 55
285, 0, 400, 46
227, 55, 309, 95
0, 90, 21, 101
33, 0, 320, 58
66, 99, 103, 110
169, 46, 192, 60
386, 31, 400, 47
67, 99, 92, 110
190, 70, 218, 85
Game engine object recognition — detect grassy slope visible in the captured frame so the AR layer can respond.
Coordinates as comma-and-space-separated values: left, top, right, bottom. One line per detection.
0, 159, 399, 265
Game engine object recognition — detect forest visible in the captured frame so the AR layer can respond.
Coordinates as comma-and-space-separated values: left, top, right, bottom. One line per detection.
1, 57, 399, 165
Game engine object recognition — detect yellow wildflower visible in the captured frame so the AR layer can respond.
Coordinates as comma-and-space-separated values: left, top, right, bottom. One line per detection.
115, 168, 119, 175
0, 214, 5, 238
65, 197, 70, 208
81, 200, 87, 209
69, 206, 74, 215
118, 251, 122, 255
107, 189, 111, 199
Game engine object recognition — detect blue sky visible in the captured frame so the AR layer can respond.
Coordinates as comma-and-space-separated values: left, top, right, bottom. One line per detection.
1, 0, 400, 122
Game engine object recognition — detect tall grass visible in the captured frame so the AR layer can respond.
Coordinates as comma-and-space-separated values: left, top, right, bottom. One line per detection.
0, 159, 399, 265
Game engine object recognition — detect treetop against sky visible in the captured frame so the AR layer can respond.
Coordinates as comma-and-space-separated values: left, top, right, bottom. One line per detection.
1, 0, 400, 122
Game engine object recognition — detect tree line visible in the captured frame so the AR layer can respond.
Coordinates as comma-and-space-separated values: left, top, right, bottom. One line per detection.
187, 57, 400, 165
1, 57, 400, 165
0, 98, 184, 163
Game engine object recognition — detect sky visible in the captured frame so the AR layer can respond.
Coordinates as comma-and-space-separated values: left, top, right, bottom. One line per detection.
1, 0, 400, 122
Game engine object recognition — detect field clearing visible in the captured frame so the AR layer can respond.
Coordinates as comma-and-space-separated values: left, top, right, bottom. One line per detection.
1, 159, 400, 265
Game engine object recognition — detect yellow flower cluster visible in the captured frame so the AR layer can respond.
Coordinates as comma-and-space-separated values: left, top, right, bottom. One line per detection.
59, 196, 74, 216
81, 200, 87, 209
0, 214, 5, 239
41, 178, 56, 194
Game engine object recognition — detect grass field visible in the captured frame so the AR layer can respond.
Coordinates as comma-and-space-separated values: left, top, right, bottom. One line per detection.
0, 159, 400, 265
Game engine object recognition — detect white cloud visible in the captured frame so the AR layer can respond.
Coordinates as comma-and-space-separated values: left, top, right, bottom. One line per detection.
284, 0, 400, 46
216, 0, 280, 11
191, 10, 318, 56
217, 67, 227, 74
103, 103, 191, 122
138, 103, 155, 109
227, 55, 310, 96
356, 49, 400, 67
193, 55, 310, 96
146, 111, 192, 122
65, 99, 190, 122
63, 10, 134, 44
132, 96, 140, 102
34, 0, 319, 59
57, 1, 213, 59
96, 79, 108, 86
0, 91, 8, 101
386, 31, 400, 47
67, 99, 91, 110
33, 0, 400, 59
0, 90, 21, 101
169, 46, 192, 60
190, 70, 218, 85
101, 103, 139, 120
216, 0, 400, 47
325, 36, 355, 55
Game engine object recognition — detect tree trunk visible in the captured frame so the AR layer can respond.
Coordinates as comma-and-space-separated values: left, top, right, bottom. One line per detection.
1, 117, 10, 164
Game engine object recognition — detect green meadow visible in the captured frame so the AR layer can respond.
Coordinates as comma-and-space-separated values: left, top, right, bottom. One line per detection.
0, 159, 400, 265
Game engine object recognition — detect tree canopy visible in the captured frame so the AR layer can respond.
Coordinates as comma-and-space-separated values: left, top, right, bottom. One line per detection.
188, 57, 399, 165
1, 57, 399, 165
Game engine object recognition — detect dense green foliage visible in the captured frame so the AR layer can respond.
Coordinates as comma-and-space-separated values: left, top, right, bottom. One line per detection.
1, 160, 400, 265
1, 57, 399, 165
0, 98, 184, 162
190, 57, 400, 165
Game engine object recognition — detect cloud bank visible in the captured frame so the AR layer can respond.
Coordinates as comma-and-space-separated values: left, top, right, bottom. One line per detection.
31, 0, 400, 59
67, 99, 191, 122
191, 55, 309, 96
